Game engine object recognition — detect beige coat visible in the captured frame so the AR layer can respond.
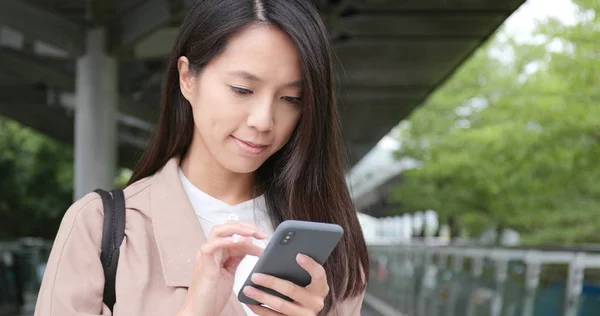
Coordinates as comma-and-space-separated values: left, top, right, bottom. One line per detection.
34, 158, 365, 315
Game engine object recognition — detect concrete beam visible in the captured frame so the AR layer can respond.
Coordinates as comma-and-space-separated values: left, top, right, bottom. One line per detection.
0, 0, 84, 55
341, 100, 421, 165
341, 106, 417, 142
59, 91, 159, 128
0, 47, 73, 91
337, 86, 429, 107
0, 100, 144, 169
0, 47, 159, 124
0, 87, 73, 141
132, 27, 178, 59
332, 13, 506, 38
345, 142, 379, 167
340, 0, 525, 11
89, 0, 117, 24
109, 0, 191, 58
0, 85, 147, 169
332, 39, 480, 87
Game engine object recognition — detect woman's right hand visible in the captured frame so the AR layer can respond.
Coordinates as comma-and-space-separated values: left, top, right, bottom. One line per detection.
177, 221, 266, 316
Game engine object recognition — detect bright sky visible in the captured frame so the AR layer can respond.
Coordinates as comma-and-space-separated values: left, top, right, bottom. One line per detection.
504, 0, 578, 41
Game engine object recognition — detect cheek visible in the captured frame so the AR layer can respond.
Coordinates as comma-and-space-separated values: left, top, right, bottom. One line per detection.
193, 86, 240, 134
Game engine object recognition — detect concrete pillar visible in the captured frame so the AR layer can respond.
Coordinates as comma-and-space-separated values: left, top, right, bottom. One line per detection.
74, 28, 118, 200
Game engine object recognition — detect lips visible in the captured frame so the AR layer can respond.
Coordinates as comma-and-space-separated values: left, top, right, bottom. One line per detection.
239, 139, 267, 148
232, 136, 268, 155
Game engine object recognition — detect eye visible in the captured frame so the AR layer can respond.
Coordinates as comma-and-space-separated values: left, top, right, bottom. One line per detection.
230, 86, 253, 95
282, 96, 301, 104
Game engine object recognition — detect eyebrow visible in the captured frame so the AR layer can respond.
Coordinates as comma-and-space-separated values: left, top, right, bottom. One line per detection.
228, 70, 303, 88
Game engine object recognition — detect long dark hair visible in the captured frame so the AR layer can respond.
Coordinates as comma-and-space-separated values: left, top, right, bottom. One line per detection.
128, 0, 369, 312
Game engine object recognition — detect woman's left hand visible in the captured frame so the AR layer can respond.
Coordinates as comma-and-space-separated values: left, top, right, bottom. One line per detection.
243, 253, 329, 316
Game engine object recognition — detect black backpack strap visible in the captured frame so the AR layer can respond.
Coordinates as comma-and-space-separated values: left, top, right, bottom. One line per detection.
94, 188, 126, 313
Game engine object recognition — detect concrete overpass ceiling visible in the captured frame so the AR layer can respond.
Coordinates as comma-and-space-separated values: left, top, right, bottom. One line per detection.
329, 0, 525, 162
0, 83, 146, 166
0, 0, 526, 168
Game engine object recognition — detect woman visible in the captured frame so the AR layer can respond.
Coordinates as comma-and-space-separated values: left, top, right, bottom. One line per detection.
34, 0, 369, 315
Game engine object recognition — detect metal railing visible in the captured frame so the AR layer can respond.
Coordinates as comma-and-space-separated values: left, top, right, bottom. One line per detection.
367, 241, 600, 316
0, 238, 51, 316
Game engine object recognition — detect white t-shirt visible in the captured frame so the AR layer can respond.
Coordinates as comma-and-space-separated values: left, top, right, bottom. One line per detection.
178, 168, 273, 316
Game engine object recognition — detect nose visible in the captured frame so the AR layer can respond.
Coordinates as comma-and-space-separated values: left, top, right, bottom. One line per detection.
246, 99, 274, 132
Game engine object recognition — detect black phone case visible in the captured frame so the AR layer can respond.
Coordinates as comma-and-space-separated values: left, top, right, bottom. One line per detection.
237, 220, 344, 305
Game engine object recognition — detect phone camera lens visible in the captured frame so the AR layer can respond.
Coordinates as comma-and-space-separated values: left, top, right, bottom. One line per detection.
280, 231, 295, 245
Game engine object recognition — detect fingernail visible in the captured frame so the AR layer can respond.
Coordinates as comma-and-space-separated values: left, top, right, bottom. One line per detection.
251, 273, 266, 283
296, 253, 307, 263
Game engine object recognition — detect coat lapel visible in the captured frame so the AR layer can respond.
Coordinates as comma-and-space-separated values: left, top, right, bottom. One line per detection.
150, 157, 205, 287
150, 157, 248, 316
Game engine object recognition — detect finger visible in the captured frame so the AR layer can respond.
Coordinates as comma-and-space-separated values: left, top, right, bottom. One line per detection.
247, 304, 284, 316
200, 237, 264, 257
209, 223, 266, 240
228, 238, 265, 258
251, 273, 323, 312
242, 286, 309, 316
297, 254, 329, 297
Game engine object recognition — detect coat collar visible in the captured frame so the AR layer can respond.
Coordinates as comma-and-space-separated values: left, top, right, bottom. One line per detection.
149, 157, 247, 315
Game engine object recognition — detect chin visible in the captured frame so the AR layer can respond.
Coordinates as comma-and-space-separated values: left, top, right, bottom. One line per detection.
221, 158, 264, 174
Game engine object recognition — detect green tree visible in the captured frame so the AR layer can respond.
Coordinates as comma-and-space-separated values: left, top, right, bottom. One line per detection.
388, 0, 600, 244
0, 116, 134, 239
0, 117, 74, 239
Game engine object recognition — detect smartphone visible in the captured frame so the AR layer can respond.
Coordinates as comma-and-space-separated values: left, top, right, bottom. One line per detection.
237, 220, 344, 305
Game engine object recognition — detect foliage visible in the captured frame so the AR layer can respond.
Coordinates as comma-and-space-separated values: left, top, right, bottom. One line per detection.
0, 117, 134, 239
388, 0, 600, 244
0, 117, 74, 239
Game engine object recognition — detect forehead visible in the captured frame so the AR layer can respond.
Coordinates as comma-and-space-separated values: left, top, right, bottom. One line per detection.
209, 24, 302, 82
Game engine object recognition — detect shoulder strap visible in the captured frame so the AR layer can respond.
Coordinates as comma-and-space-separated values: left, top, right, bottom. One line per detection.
94, 188, 126, 313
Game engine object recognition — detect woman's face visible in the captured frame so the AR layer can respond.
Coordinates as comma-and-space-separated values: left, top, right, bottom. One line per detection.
179, 24, 303, 174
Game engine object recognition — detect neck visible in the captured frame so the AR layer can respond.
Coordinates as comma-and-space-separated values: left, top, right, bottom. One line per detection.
180, 137, 256, 206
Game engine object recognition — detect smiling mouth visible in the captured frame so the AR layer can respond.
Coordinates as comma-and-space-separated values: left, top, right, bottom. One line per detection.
231, 136, 269, 155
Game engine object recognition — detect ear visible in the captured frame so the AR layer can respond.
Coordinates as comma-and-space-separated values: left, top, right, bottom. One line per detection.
177, 56, 195, 103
